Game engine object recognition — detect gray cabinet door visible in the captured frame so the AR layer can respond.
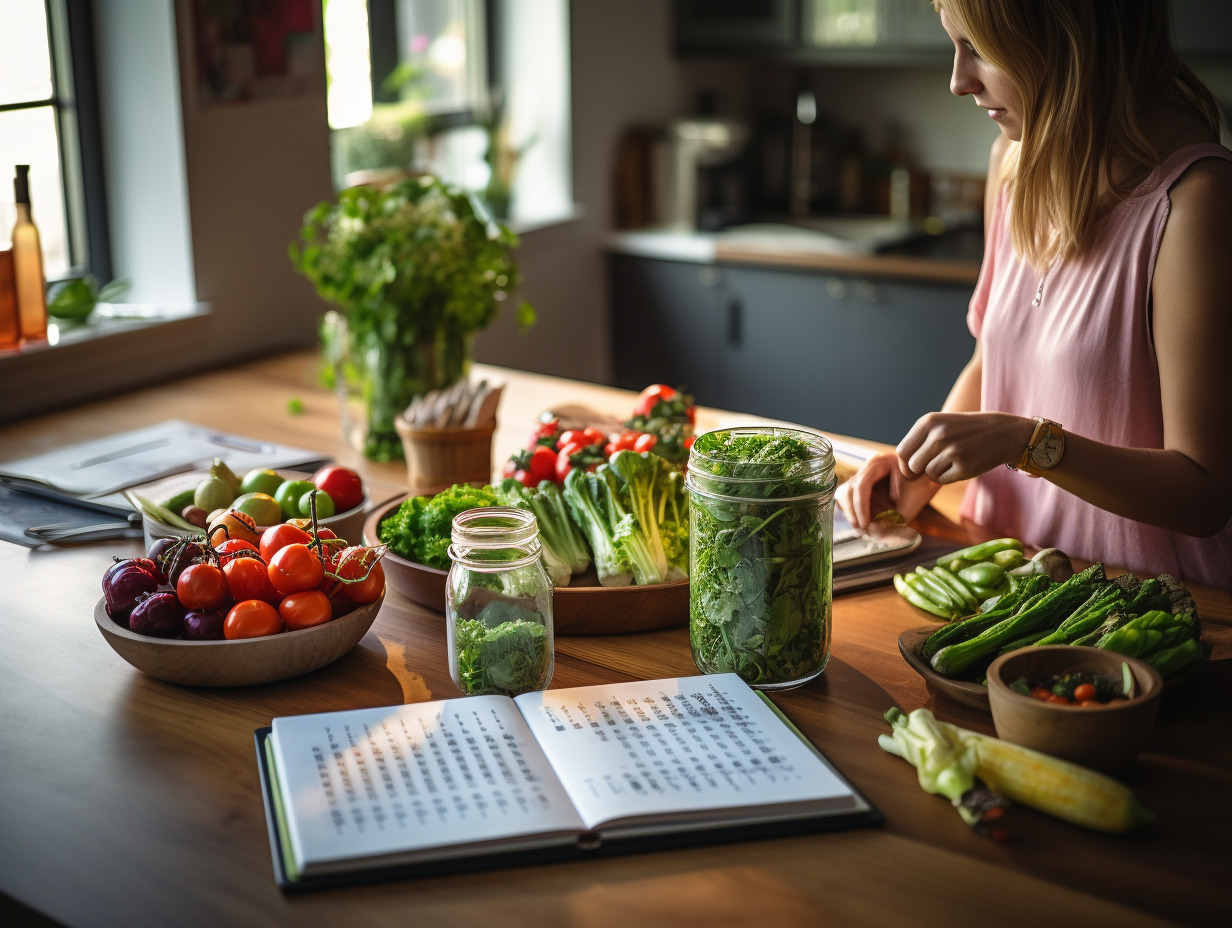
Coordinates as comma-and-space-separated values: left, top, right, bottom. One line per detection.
609, 254, 722, 401
717, 265, 974, 443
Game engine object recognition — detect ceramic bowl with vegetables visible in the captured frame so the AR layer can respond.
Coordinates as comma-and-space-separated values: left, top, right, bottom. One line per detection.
131, 460, 369, 547
986, 646, 1163, 772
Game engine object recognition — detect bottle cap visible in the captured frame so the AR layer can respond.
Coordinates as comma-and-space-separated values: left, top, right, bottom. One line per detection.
14, 165, 31, 207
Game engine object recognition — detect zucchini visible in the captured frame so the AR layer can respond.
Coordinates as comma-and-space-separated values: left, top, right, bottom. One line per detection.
930, 563, 1106, 678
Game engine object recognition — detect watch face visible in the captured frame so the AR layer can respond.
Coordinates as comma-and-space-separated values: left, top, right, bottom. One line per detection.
1031, 431, 1064, 468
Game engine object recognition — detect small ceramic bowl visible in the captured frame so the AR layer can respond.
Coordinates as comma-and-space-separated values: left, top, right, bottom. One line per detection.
986, 645, 1163, 772
95, 594, 383, 687
135, 468, 369, 550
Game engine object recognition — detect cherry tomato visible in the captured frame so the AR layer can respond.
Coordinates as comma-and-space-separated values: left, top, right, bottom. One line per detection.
1073, 682, 1098, 703
215, 538, 260, 567
633, 384, 678, 417
223, 556, 280, 604
556, 443, 582, 482
325, 545, 386, 604
207, 509, 260, 547
224, 600, 283, 639
176, 563, 230, 612
278, 590, 334, 631
581, 427, 605, 446
557, 429, 586, 450
260, 522, 313, 562
633, 432, 658, 453
285, 520, 338, 541
268, 543, 325, 596
311, 464, 364, 513
514, 468, 534, 487
528, 445, 557, 483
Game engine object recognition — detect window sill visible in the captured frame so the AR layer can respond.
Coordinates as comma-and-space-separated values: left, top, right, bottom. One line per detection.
0, 304, 213, 423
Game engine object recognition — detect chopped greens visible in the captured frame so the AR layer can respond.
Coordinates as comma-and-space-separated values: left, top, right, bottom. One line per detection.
452, 598, 551, 697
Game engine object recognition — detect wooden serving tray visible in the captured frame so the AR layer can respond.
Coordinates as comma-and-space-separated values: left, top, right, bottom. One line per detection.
363, 498, 688, 636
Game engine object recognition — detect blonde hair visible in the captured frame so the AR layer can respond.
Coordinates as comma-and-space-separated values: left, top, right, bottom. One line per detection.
935, 0, 1221, 271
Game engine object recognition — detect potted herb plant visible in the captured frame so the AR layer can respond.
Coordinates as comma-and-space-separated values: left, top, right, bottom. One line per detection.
290, 174, 535, 461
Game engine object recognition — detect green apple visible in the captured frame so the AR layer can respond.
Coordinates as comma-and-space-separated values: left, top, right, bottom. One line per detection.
274, 479, 316, 520
232, 492, 283, 527
299, 488, 336, 519
240, 468, 285, 497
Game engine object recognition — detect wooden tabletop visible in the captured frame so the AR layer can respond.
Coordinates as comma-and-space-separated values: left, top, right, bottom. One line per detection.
1, 351, 1228, 928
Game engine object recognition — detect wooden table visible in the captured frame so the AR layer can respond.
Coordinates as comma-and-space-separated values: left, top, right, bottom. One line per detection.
1, 352, 1228, 928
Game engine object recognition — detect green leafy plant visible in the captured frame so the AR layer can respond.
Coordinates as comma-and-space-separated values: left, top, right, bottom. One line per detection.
454, 603, 551, 696
289, 174, 535, 461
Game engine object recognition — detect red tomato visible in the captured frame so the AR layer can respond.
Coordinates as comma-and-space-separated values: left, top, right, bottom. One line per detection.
278, 590, 334, 631
260, 522, 313, 562
634, 432, 658, 453
633, 384, 678, 417
557, 429, 586, 450
556, 443, 583, 482
581, 427, 605, 446
223, 556, 280, 604
224, 600, 283, 639
514, 468, 534, 487
312, 465, 365, 513
176, 563, 230, 611
285, 519, 338, 541
528, 445, 557, 483
325, 545, 386, 604
267, 543, 325, 596
214, 538, 260, 567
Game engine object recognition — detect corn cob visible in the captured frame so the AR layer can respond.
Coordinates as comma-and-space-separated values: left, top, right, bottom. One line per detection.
881, 707, 1153, 834
970, 734, 1153, 833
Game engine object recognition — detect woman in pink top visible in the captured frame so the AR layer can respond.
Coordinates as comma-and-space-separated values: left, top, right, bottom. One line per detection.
840, 0, 1232, 589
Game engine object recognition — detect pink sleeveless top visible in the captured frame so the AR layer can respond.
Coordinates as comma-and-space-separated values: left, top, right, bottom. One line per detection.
963, 142, 1232, 590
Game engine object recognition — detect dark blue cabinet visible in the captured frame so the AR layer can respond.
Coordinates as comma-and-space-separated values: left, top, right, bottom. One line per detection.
610, 253, 976, 444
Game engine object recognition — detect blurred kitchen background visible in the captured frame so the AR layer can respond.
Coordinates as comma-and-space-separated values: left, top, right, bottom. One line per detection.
2, 0, 1230, 441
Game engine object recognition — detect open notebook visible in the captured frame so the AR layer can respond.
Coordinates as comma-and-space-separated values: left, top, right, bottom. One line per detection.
256, 673, 880, 891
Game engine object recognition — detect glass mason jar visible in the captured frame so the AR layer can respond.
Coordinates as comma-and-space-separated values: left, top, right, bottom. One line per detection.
685, 427, 836, 690
446, 507, 555, 697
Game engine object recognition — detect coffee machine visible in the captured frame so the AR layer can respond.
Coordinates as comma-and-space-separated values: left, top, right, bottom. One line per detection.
653, 118, 750, 231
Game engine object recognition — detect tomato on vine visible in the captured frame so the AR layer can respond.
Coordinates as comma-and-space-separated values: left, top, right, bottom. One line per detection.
267, 543, 325, 596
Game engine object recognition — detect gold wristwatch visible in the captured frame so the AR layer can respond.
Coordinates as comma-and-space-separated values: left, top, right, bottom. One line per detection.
1007, 417, 1065, 477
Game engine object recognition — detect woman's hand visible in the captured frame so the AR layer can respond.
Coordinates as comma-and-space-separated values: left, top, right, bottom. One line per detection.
837, 451, 941, 532
897, 411, 1034, 483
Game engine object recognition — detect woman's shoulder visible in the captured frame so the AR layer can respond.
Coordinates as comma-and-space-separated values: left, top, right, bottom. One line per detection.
1166, 147, 1232, 226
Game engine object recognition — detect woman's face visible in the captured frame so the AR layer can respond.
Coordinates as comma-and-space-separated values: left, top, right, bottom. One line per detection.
941, 9, 1024, 141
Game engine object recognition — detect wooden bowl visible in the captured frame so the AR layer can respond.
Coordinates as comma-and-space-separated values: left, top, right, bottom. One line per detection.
94, 594, 383, 687
363, 498, 689, 635
986, 646, 1163, 772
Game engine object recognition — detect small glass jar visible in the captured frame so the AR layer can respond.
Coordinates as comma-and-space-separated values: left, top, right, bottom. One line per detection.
446, 507, 554, 697
685, 427, 836, 690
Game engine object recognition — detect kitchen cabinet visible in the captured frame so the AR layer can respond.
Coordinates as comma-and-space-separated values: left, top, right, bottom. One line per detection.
609, 254, 975, 444
672, 0, 953, 66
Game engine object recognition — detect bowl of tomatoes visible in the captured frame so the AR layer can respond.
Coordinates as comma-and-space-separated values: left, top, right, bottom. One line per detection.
95, 523, 387, 687
986, 646, 1164, 772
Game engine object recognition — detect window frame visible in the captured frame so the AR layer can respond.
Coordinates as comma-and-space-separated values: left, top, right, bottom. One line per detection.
2, 0, 110, 284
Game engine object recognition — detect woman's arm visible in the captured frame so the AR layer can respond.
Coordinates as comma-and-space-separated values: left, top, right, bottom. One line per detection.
898, 157, 1232, 538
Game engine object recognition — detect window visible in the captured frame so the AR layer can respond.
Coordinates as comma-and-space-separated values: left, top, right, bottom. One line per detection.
322, 0, 493, 194
0, 0, 108, 283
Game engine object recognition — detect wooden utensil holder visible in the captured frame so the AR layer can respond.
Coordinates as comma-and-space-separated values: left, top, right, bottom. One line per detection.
395, 414, 495, 496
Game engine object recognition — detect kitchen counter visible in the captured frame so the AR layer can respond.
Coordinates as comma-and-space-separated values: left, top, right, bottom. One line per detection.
607, 224, 983, 285
1, 351, 1229, 927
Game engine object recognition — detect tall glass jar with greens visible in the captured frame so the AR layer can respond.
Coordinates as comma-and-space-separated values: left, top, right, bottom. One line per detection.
685, 427, 836, 690
446, 507, 554, 697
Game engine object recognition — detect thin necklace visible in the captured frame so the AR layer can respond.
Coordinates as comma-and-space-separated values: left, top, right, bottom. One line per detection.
1031, 272, 1047, 307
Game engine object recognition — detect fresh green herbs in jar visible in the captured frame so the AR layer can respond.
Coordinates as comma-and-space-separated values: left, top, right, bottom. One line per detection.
686, 427, 836, 690
446, 507, 554, 696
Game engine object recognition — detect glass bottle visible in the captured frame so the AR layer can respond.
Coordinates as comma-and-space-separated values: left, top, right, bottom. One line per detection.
11, 165, 47, 341
686, 427, 836, 690
446, 506, 554, 697
0, 245, 18, 349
